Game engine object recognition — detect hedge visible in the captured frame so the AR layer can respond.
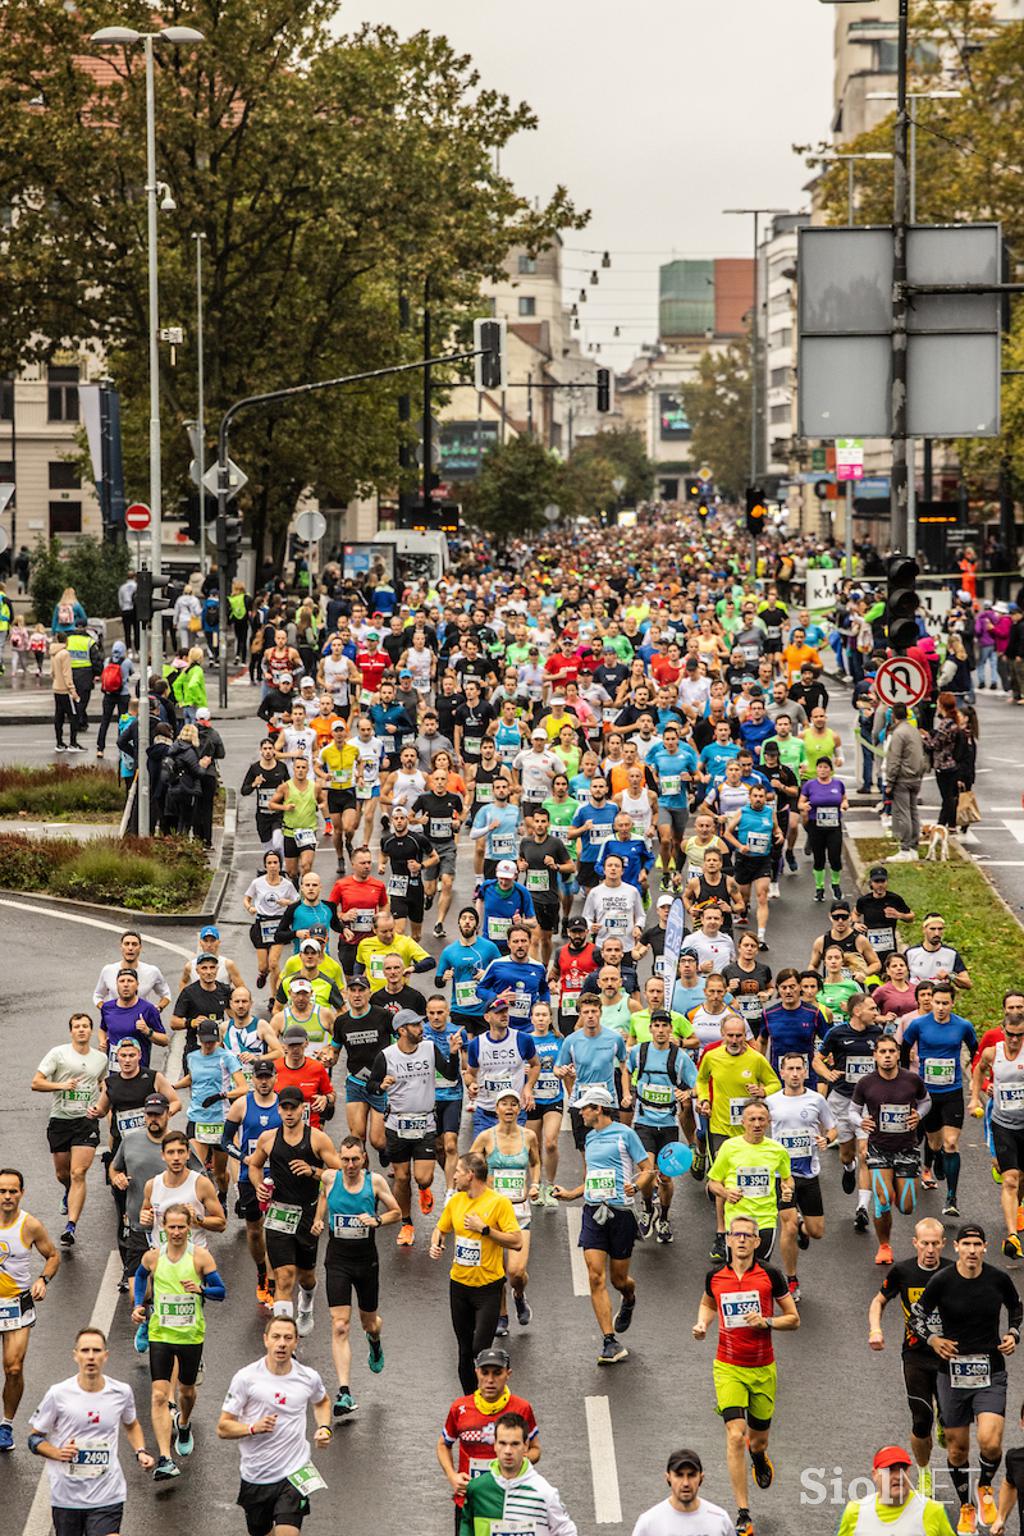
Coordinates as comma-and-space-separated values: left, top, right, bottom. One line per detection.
0, 832, 211, 912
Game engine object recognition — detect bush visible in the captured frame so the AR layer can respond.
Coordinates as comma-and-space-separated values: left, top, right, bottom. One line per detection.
0, 764, 124, 819
29, 535, 132, 623
0, 832, 211, 912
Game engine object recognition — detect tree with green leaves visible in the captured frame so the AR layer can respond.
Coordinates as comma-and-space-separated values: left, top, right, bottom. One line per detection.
0, 0, 586, 560
679, 338, 752, 501
461, 435, 562, 541
566, 426, 654, 506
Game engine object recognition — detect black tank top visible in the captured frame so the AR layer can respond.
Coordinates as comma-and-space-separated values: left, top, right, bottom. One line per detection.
268, 1123, 323, 1212
106, 1069, 158, 1148
694, 876, 734, 934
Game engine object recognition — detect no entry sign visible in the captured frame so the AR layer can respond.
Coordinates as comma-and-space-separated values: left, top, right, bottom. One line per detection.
125, 503, 151, 532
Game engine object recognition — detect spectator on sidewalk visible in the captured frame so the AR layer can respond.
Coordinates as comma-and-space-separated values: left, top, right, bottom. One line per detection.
884, 703, 926, 863
974, 596, 1000, 690
118, 571, 139, 652
926, 691, 970, 830
1005, 603, 1024, 705
50, 632, 82, 753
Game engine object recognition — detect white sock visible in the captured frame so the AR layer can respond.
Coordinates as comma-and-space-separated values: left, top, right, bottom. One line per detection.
757, 926, 766, 941
857, 1189, 871, 1211
272, 1299, 294, 1318
298, 1286, 315, 1312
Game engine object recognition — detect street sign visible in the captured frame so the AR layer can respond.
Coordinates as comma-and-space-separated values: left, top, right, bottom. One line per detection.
202, 458, 249, 501
875, 655, 930, 709
697, 464, 713, 483
294, 509, 326, 544
125, 502, 151, 531
836, 438, 864, 482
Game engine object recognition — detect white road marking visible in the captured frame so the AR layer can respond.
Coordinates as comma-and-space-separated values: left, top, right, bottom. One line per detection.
585, 1395, 623, 1524
1000, 821, 1024, 844
12, 906, 190, 1536
973, 860, 1024, 867
566, 1207, 590, 1296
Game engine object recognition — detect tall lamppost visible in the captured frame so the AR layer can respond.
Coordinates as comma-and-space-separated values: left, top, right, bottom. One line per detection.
192, 230, 208, 572
810, 150, 894, 226
90, 23, 204, 672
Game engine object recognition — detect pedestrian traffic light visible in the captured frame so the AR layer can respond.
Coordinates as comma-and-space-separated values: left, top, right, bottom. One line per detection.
596, 368, 613, 413
745, 486, 767, 535
217, 513, 243, 579
136, 568, 171, 626
886, 554, 920, 653
473, 319, 506, 391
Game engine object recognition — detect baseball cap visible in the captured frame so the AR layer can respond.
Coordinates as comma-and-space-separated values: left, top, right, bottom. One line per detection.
667, 1449, 703, 1475
495, 1087, 522, 1104
299, 676, 316, 688
684, 656, 699, 669
116, 966, 138, 979
116, 1035, 142, 1052
196, 952, 218, 968
278, 1085, 305, 1108
576, 1084, 614, 1109
196, 707, 211, 721
873, 1446, 912, 1471
299, 939, 321, 954
365, 628, 379, 640
485, 998, 510, 1014
650, 1009, 672, 1024
308, 924, 328, 939
496, 859, 518, 879
956, 1222, 986, 1243
289, 976, 314, 993
252, 1059, 276, 1078
567, 915, 588, 930
475, 1347, 511, 1371
868, 865, 889, 881
399, 668, 412, 678
143, 1092, 170, 1112
331, 721, 347, 732
197, 1018, 220, 1041
347, 973, 370, 989
830, 900, 851, 915
392, 1009, 423, 1031
531, 726, 547, 739
656, 893, 674, 909
199, 925, 220, 940
281, 1023, 310, 1043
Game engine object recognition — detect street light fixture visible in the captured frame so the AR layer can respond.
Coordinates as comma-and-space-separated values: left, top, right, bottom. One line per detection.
809, 152, 893, 225
90, 21, 204, 676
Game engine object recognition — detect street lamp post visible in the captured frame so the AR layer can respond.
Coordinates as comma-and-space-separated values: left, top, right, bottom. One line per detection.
193, 231, 207, 573
91, 24, 204, 680
811, 151, 893, 226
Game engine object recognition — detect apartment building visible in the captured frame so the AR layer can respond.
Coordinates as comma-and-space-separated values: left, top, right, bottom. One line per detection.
0, 352, 104, 559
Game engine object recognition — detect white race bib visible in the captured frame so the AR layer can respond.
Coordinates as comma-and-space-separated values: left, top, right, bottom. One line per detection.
735, 1167, 771, 1198
526, 869, 549, 893
492, 1169, 526, 1203
454, 1235, 482, 1267
293, 827, 317, 849
155, 1293, 198, 1330
745, 831, 770, 855
193, 1121, 224, 1145
924, 1058, 956, 1088
950, 1354, 991, 1390
395, 1112, 433, 1139
388, 874, 409, 897
67, 1439, 111, 1479
488, 917, 512, 942
584, 1170, 616, 1202
454, 980, 479, 1009
264, 1201, 302, 1234
721, 1290, 762, 1329
879, 1103, 910, 1135
729, 1096, 751, 1125
816, 806, 839, 828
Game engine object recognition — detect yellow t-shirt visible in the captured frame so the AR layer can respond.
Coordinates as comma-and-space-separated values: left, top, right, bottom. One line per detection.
437, 1188, 520, 1287
319, 742, 359, 791
355, 934, 429, 990
696, 1045, 781, 1138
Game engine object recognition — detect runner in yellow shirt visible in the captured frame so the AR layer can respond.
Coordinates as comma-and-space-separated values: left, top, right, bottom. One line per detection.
355, 911, 432, 991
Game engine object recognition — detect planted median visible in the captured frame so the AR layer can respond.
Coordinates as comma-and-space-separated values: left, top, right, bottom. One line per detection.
0, 832, 212, 913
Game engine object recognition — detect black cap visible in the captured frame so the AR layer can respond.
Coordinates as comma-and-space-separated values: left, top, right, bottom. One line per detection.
116, 966, 138, 979
868, 865, 888, 881
347, 973, 370, 989
278, 1085, 305, 1108
830, 900, 850, 915
252, 1059, 277, 1078
567, 915, 588, 930
667, 1448, 703, 1475
196, 1018, 220, 1040
956, 1222, 986, 1243
143, 1092, 170, 1112
650, 1009, 672, 1024
474, 1347, 511, 1370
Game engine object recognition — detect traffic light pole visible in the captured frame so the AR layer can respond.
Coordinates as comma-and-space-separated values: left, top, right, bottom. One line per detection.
212, 346, 489, 707
137, 572, 151, 836
890, 0, 910, 554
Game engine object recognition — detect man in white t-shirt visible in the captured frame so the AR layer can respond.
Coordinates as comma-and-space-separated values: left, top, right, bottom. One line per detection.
582, 855, 645, 948
631, 1447, 736, 1536
31, 1013, 108, 1250
513, 729, 561, 810
93, 931, 171, 1012
217, 1316, 332, 1532
680, 907, 737, 976
274, 703, 318, 780
29, 1326, 153, 1525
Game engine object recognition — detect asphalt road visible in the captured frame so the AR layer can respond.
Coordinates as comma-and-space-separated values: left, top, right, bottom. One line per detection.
2, 686, 1023, 1536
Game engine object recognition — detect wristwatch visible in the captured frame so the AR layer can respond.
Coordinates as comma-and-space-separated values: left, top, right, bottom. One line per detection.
481, 1224, 491, 1237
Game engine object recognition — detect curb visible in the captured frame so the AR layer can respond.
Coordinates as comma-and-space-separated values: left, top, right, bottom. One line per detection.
0, 787, 238, 925
847, 829, 1024, 938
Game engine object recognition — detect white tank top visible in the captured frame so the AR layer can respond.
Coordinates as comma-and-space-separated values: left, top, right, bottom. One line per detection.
392, 770, 425, 812
992, 1040, 1024, 1128
323, 655, 351, 702
0, 1211, 33, 1299
149, 1170, 208, 1248
618, 787, 653, 839
188, 955, 230, 986
851, 1492, 929, 1536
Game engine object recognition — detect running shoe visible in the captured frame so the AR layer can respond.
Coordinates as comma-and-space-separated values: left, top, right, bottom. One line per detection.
977, 1486, 998, 1527
943, 1198, 960, 1218
785, 851, 798, 873
1002, 1234, 1022, 1260
153, 1456, 180, 1481
787, 1278, 801, 1303
332, 1390, 356, 1419
514, 1293, 533, 1327
917, 1466, 933, 1499
418, 1186, 434, 1215
494, 1314, 509, 1338
691, 1144, 708, 1180
432, 921, 445, 939
757, 938, 769, 953
831, 883, 843, 901
256, 971, 267, 990
956, 1504, 977, 1535
749, 1446, 774, 1489
255, 1279, 274, 1308
637, 1205, 654, 1241
796, 1218, 810, 1250
709, 1233, 727, 1262
59, 1223, 75, 1247
993, 1166, 1003, 1184
735, 1509, 755, 1536
133, 1321, 149, 1354
598, 1335, 628, 1365
921, 1169, 937, 1190
0, 1425, 13, 1453
396, 1223, 415, 1247
1017, 1202, 1024, 1233
874, 1242, 894, 1265
853, 1207, 870, 1234
767, 882, 780, 900
614, 1296, 635, 1334
60, 1192, 68, 1216
297, 1304, 314, 1338
367, 1335, 385, 1373
654, 1215, 673, 1244
174, 1423, 194, 1458
814, 889, 825, 902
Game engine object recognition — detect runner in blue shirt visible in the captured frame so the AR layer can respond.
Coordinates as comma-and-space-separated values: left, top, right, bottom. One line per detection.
434, 909, 501, 1035
475, 924, 551, 1030
647, 721, 699, 877
761, 970, 826, 1082
626, 1010, 697, 1243
567, 777, 618, 896
555, 994, 626, 1148
468, 785, 520, 874
179, 1019, 247, 1199
478, 863, 536, 952
901, 980, 978, 1217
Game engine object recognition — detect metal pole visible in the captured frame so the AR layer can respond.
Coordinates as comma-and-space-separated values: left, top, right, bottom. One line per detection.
137, 591, 150, 835
397, 288, 412, 526
194, 232, 207, 574
890, 0, 910, 553
527, 371, 533, 438
907, 106, 917, 560
750, 210, 759, 486
9, 375, 16, 564
848, 161, 855, 227
422, 277, 432, 509
845, 479, 853, 578
144, 36, 163, 672
217, 452, 228, 710
909, 109, 917, 225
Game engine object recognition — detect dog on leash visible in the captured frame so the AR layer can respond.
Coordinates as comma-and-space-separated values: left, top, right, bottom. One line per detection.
921, 823, 949, 861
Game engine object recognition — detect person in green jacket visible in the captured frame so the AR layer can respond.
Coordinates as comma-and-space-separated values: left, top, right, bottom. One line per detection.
460, 1413, 577, 1536
172, 645, 207, 723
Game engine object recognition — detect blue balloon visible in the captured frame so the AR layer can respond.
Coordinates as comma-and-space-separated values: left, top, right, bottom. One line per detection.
657, 1141, 694, 1178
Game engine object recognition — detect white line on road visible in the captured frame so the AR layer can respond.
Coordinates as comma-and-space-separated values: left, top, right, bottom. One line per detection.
0, 899, 195, 960
566, 1207, 589, 1297
585, 1395, 623, 1524
973, 860, 1024, 867
1000, 821, 1024, 844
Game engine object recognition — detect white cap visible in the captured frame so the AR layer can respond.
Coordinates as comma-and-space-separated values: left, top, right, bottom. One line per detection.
496, 859, 518, 879
531, 726, 547, 740
299, 676, 316, 688
656, 893, 674, 909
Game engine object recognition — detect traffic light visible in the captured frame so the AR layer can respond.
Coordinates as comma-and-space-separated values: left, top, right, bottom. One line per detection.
886, 554, 920, 653
596, 367, 613, 413
473, 318, 506, 391
136, 568, 171, 626
697, 502, 710, 521
686, 479, 702, 501
745, 486, 767, 535
217, 513, 243, 579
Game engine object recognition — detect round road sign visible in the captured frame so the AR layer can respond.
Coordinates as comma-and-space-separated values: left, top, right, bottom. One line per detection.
294, 510, 327, 544
874, 654, 930, 709
125, 502, 151, 532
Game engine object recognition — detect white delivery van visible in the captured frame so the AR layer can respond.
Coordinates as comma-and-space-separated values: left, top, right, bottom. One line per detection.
370, 529, 450, 585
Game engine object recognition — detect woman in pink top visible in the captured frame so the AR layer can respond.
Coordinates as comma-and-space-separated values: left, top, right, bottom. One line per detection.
872, 954, 925, 1039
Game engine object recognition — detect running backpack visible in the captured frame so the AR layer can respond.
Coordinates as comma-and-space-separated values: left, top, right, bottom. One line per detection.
637, 1040, 682, 1087
101, 661, 124, 694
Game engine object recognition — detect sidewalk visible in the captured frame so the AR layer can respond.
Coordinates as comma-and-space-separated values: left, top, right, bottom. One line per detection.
0, 669, 257, 724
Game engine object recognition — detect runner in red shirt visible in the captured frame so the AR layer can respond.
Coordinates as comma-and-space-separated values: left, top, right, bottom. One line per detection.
329, 850, 389, 975
356, 631, 389, 699
437, 1347, 540, 1522
692, 1214, 798, 1536
551, 917, 598, 1032
274, 1027, 335, 1128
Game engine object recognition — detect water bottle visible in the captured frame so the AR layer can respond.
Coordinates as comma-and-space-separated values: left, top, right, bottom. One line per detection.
258, 1175, 274, 1215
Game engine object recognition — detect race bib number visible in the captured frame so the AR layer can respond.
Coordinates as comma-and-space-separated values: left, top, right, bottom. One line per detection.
264, 1201, 303, 1234
661, 774, 681, 797
639, 1083, 673, 1108
115, 1108, 146, 1136
589, 824, 613, 845
59, 1087, 95, 1109
293, 827, 317, 849
729, 1096, 751, 1126
560, 992, 579, 1016
454, 1236, 482, 1267
816, 806, 839, 828
745, 831, 770, 855
395, 1113, 433, 1139
584, 1170, 616, 1202
492, 1170, 526, 1203
491, 835, 515, 857
526, 869, 550, 893
950, 1354, 991, 1390
482, 1075, 514, 1099
721, 1290, 762, 1329
735, 1167, 771, 1198
455, 980, 479, 1010
388, 875, 409, 898
488, 917, 512, 942
867, 928, 894, 951
535, 1071, 560, 1100
330, 1213, 369, 1240
924, 1058, 956, 1088
288, 1462, 327, 1496
0, 1298, 25, 1333
736, 996, 763, 1020
259, 918, 279, 944
155, 1293, 198, 1329
193, 1121, 224, 1145
879, 1103, 910, 1135
845, 1057, 873, 1084
68, 1439, 111, 1479
356, 784, 372, 800
476, 783, 494, 802
778, 1131, 814, 1159
510, 990, 531, 1018
369, 953, 387, 980
464, 736, 481, 757
996, 1081, 1024, 1110
429, 818, 453, 841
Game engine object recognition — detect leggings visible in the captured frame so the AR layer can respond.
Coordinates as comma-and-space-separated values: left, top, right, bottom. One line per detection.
935, 768, 960, 829
449, 1276, 504, 1394
808, 823, 843, 874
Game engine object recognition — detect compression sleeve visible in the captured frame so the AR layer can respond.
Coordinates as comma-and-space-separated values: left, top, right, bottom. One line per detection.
201, 1269, 226, 1301
220, 1122, 241, 1159
412, 956, 434, 974
132, 1266, 150, 1308
916, 1094, 932, 1118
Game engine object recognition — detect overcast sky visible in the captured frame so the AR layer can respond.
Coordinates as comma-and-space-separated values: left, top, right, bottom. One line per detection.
335, 0, 834, 362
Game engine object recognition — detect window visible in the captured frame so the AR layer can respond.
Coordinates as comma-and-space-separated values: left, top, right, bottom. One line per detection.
49, 461, 81, 490
770, 367, 789, 389
0, 377, 11, 421
518, 296, 536, 317
770, 403, 791, 424
659, 393, 689, 440
49, 502, 81, 535
47, 365, 79, 422
517, 255, 537, 274
770, 328, 792, 350
0, 461, 13, 482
